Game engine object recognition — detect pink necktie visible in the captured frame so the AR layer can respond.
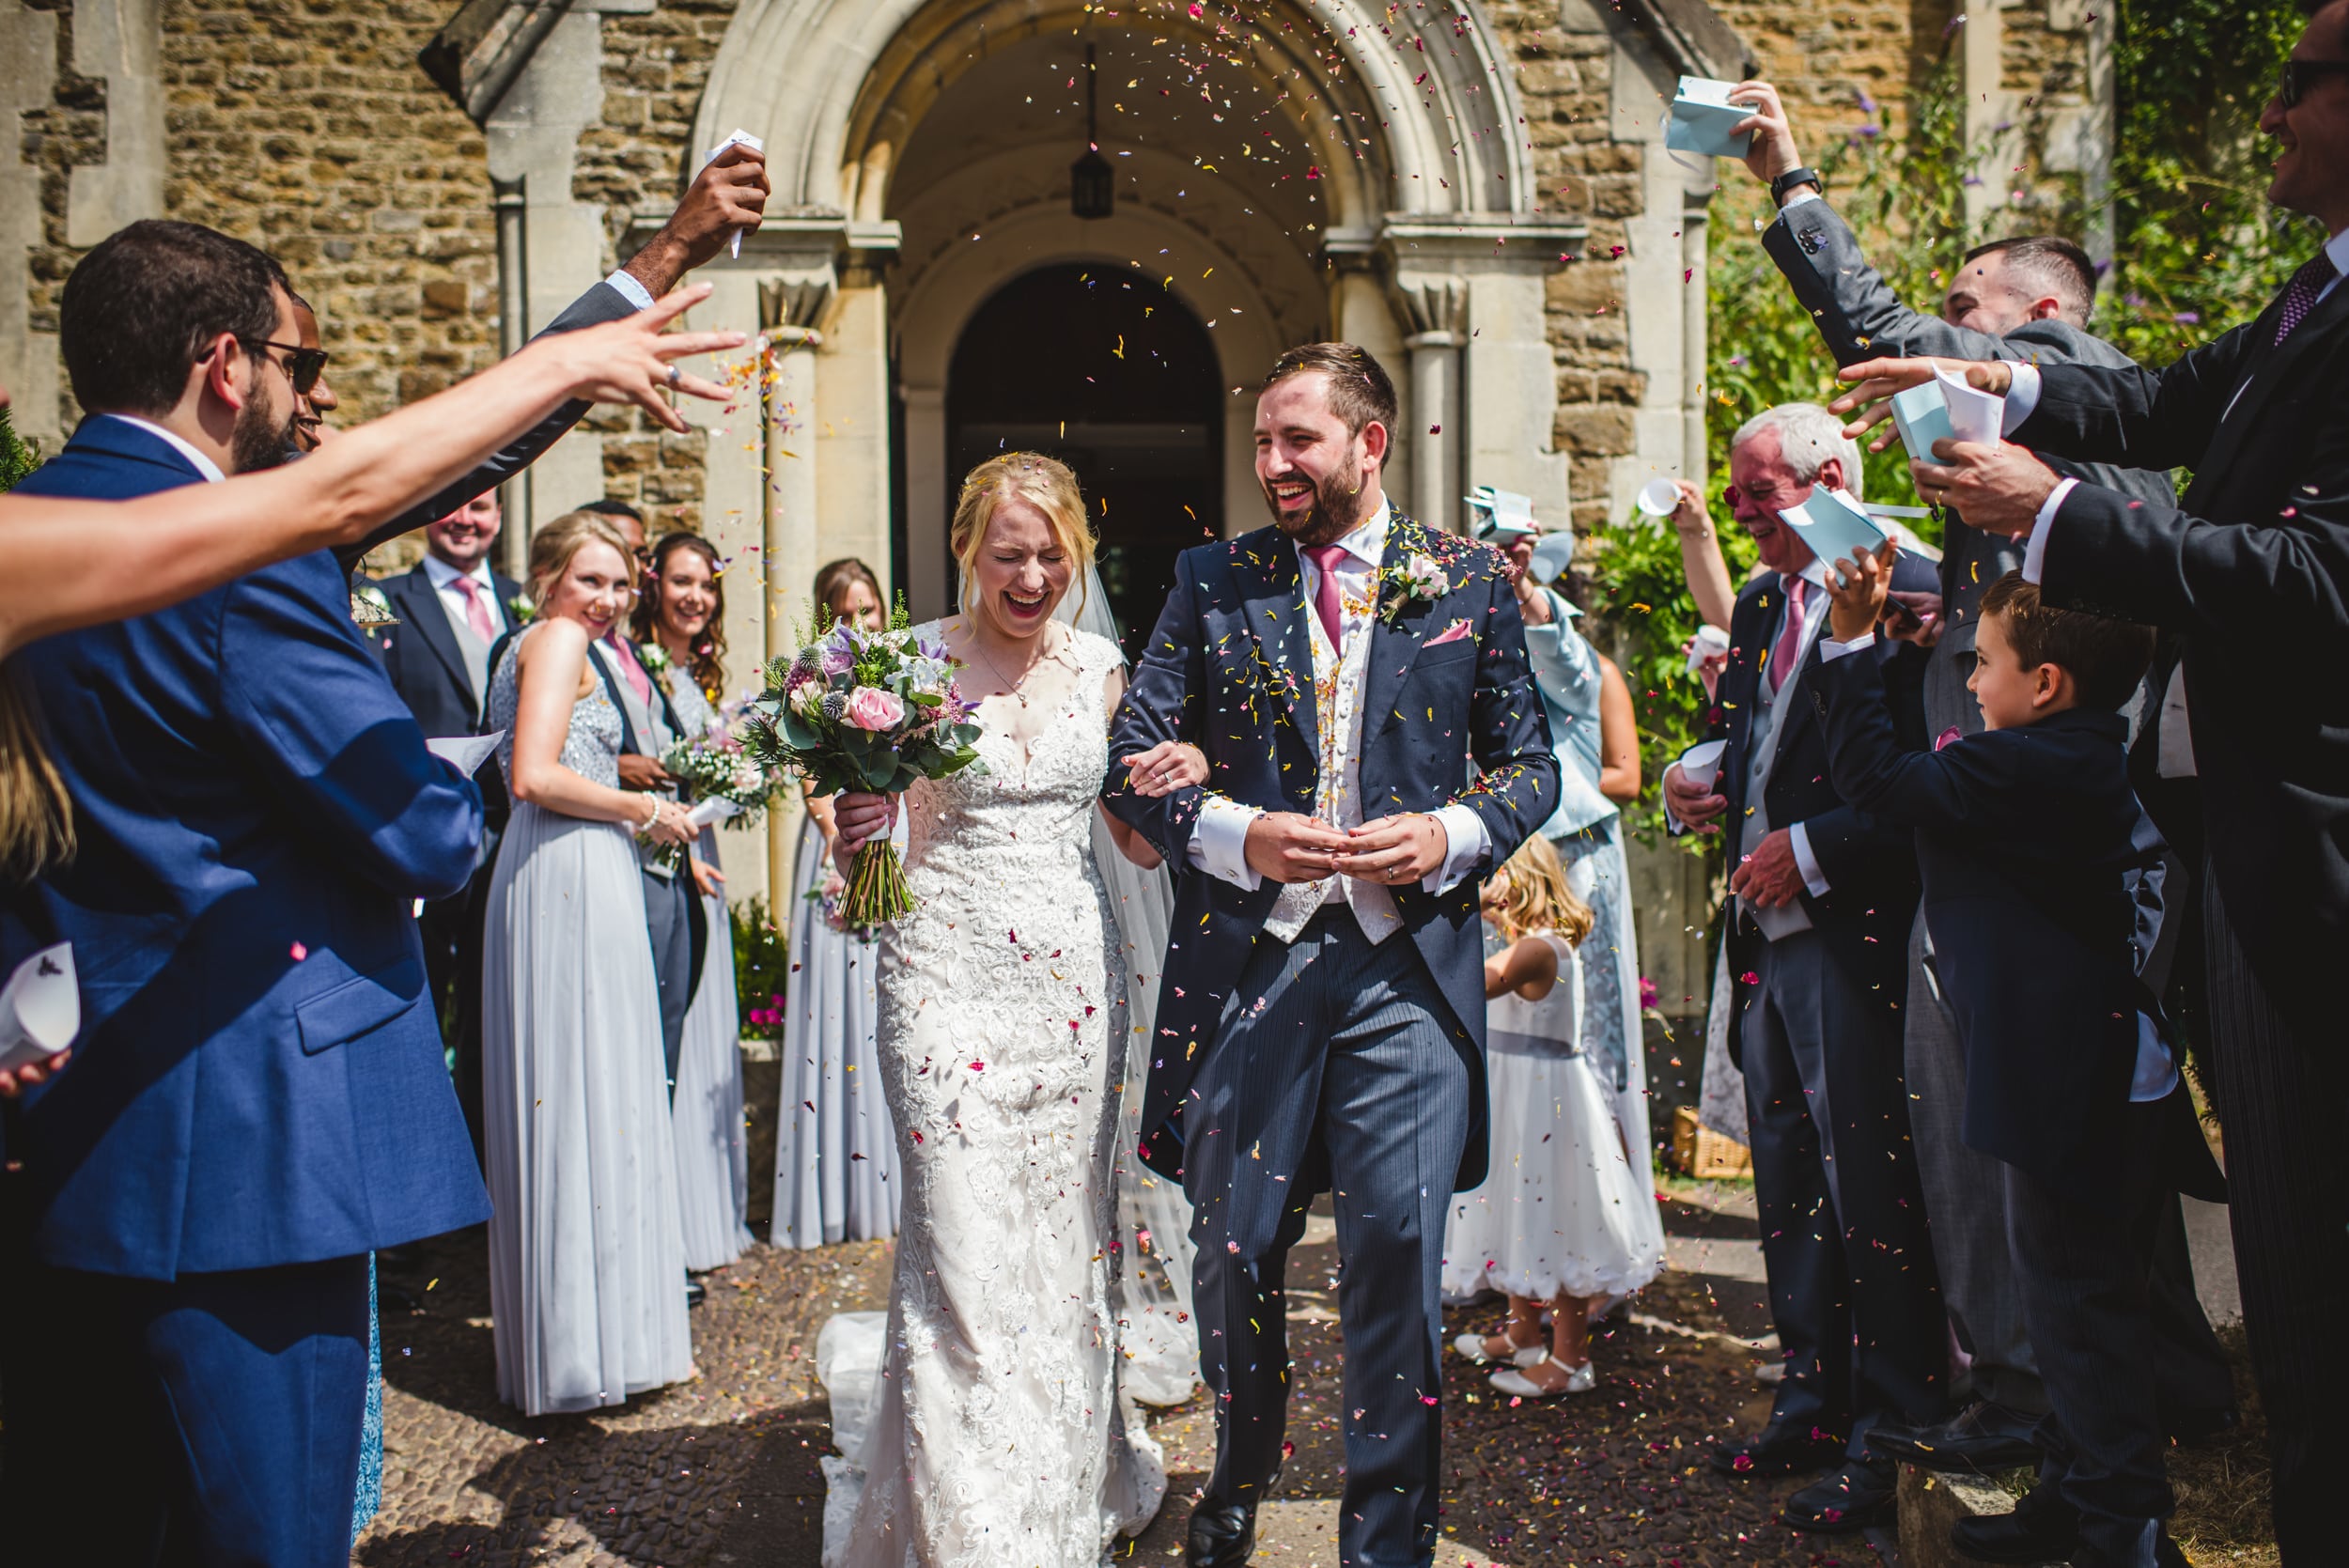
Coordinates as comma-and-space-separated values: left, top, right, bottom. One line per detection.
608, 634, 653, 706
1768, 576, 1808, 694
1302, 543, 1349, 650
450, 575, 495, 644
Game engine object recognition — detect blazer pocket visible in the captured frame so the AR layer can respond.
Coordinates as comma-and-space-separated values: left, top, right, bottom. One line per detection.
1409, 638, 1481, 673
295, 956, 427, 1055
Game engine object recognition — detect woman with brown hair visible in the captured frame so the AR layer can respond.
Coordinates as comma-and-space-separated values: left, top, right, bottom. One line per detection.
771, 555, 900, 1250
633, 531, 756, 1272
480, 508, 701, 1416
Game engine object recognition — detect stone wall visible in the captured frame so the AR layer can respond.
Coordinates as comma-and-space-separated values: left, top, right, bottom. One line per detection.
161, 0, 500, 425
17, 0, 113, 440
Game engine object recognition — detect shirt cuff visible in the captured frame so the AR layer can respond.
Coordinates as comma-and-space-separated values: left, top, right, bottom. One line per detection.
2001, 363, 2043, 434
605, 268, 657, 314
1425, 804, 1490, 894
1780, 189, 1824, 211
1189, 794, 1262, 890
1818, 630, 1875, 662
1788, 821, 1831, 898
2020, 477, 2080, 584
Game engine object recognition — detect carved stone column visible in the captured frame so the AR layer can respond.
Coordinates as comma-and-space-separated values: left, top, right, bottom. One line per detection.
758, 270, 833, 904
1394, 275, 1467, 533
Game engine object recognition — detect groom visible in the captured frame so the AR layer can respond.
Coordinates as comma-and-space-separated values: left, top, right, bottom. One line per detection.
1104, 343, 1560, 1567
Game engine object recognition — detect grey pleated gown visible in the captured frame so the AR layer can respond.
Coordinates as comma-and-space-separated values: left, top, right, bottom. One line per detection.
481, 630, 692, 1415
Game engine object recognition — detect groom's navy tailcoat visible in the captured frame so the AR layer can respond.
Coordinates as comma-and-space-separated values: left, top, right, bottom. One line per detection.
1, 418, 490, 1279
1102, 514, 1560, 1188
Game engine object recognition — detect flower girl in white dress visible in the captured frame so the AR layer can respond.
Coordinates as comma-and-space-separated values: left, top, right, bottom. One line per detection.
1442, 833, 1666, 1397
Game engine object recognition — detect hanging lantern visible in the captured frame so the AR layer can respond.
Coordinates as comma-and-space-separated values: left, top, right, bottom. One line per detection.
1071, 42, 1113, 221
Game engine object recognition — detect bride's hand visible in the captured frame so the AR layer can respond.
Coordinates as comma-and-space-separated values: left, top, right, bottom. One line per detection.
1123, 740, 1209, 798
833, 791, 898, 855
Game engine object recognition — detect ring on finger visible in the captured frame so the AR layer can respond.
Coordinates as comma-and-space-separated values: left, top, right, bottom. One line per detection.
666, 364, 682, 390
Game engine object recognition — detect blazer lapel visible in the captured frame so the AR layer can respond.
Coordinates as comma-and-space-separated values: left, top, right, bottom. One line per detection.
390, 569, 476, 720
2191, 277, 2349, 495
1232, 531, 1319, 771
1361, 511, 1442, 741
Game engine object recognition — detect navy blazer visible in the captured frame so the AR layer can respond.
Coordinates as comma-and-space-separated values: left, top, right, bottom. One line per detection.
1702, 559, 1934, 1036
4, 419, 490, 1279
1102, 513, 1562, 1188
1809, 645, 2155, 1188
378, 565, 523, 825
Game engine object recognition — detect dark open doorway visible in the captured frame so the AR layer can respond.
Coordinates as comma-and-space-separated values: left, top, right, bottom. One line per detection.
947, 263, 1222, 654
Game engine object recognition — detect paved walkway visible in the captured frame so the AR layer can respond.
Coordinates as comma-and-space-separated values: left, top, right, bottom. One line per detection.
357, 1185, 1900, 1567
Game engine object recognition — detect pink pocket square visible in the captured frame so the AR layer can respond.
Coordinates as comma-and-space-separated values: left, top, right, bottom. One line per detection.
1425, 618, 1475, 647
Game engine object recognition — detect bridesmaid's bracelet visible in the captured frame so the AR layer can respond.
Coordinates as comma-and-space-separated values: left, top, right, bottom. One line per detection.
631, 793, 661, 838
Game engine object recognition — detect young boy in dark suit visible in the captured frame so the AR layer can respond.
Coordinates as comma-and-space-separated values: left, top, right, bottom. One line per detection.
1807, 551, 2194, 1568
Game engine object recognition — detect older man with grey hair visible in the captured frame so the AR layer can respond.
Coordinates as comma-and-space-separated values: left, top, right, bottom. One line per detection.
1663, 403, 1950, 1533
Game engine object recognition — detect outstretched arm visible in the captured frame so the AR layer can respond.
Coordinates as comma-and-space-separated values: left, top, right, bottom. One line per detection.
0, 289, 741, 659
343, 144, 772, 563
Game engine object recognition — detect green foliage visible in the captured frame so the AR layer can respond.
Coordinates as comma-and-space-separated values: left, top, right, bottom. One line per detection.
734, 893, 791, 1040
2104, 0, 2317, 365
0, 405, 39, 495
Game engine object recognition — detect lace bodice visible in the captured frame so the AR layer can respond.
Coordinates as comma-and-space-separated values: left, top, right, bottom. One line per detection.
488, 626, 624, 791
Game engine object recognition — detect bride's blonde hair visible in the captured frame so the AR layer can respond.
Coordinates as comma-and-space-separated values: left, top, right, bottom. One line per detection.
1492, 833, 1593, 948
0, 667, 72, 882
949, 453, 1096, 620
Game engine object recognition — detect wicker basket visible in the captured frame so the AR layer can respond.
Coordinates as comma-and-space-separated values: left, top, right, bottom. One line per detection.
1671, 1104, 1753, 1180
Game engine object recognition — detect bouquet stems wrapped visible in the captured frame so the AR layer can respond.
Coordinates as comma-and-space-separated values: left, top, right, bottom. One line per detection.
745, 599, 983, 927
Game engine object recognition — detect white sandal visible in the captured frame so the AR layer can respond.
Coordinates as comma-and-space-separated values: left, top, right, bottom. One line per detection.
1489, 1355, 1596, 1398
1451, 1328, 1546, 1369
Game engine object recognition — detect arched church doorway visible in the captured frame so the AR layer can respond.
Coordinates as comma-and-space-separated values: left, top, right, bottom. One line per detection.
946, 262, 1224, 650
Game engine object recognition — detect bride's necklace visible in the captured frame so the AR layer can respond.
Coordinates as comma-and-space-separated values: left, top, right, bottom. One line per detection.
970, 628, 1052, 708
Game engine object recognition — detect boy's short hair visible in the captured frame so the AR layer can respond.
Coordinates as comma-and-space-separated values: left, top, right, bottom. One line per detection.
1979, 570, 2156, 710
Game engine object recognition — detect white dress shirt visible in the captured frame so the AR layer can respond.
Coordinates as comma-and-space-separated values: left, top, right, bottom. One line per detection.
422, 553, 506, 634
98, 414, 225, 482
1187, 501, 1491, 943
603, 269, 657, 313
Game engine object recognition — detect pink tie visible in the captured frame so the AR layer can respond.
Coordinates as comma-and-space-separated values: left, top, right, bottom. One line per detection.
1768, 576, 1808, 694
608, 634, 653, 706
450, 575, 495, 644
1301, 543, 1349, 650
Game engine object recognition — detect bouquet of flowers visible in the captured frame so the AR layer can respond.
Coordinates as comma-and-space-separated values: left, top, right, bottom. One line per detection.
745, 599, 984, 925
661, 700, 786, 832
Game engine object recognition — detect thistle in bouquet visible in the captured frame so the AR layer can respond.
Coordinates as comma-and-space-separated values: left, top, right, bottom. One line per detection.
746, 598, 984, 925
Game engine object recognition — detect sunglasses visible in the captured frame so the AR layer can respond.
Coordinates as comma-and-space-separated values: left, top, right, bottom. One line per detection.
2277, 59, 2349, 109
242, 337, 330, 396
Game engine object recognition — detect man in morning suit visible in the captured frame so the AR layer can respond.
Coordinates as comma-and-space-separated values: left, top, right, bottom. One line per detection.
1832, 6, 2349, 1552
1726, 81, 2232, 1465
1661, 404, 1947, 1532
1103, 344, 1560, 1568
377, 491, 523, 1155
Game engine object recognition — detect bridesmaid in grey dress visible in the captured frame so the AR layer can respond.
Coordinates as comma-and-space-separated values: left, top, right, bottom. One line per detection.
772, 558, 901, 1249
635, 532, 756, 1271
481, 509, 700, 1416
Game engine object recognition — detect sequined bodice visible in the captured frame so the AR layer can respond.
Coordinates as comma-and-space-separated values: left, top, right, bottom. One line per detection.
488, 627, 624, 790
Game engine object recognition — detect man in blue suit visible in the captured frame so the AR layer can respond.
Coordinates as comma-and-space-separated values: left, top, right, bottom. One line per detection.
1103, 344, 1560, 1568
0, 149, 763, 1560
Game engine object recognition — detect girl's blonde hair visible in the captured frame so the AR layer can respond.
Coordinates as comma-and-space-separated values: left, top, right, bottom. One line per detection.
1493, 833, 1594, 948
0, 668, 73, 882
526, 509, 636, 609
949, 453, 1096, 619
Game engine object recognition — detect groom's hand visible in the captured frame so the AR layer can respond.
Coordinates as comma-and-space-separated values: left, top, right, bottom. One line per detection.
1333, 814, 1446, 887
1244, 812, 1352, 884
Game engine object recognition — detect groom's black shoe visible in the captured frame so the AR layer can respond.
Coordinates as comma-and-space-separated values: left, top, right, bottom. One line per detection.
1186, 1497, 1258, 1567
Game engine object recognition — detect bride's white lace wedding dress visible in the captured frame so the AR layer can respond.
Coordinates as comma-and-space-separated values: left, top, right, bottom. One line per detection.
820, 621, 1166, 1568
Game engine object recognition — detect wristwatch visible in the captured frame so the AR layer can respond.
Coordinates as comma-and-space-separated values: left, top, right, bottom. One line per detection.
1771, 166, 1824, 207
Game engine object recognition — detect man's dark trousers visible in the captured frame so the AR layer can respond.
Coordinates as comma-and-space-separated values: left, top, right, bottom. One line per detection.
1186, 907, 1470, 1568
1741, 924, 1948, 1456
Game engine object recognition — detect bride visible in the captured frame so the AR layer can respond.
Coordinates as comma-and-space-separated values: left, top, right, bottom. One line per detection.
826, 453, 1202, 1566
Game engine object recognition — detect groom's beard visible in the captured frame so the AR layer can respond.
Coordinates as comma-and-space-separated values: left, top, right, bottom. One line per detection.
1263, 452, 1373, 547
230, 396, 298, 475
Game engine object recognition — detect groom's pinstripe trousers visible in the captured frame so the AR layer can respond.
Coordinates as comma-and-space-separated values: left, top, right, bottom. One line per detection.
1185, 905, 1470, 1568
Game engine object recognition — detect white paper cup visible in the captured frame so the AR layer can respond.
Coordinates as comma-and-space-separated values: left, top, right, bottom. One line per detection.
1685, 623, 1730, 675
1635, 477, 1682, 518
1677, 738, 1728, 792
